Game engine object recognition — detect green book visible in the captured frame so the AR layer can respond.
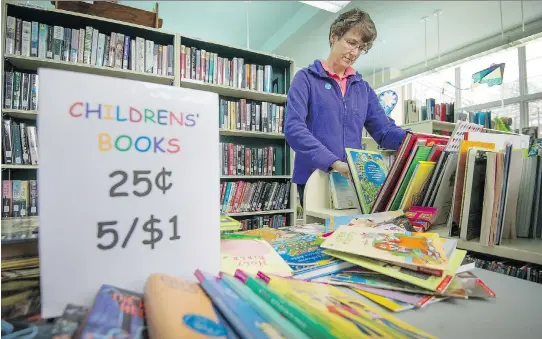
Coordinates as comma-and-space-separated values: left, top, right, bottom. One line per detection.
233, 269, 337, 339
220, 273, 311, 339
390, 145, 432, 210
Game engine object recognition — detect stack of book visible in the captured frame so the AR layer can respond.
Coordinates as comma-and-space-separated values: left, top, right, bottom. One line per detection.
1, 255, 40, 320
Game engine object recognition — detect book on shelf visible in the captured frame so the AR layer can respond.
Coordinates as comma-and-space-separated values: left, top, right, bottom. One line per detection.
220, 180, 290, 215
3, 69, 38, 111
403, 98, 455, 128
219, 97, 284, 133
220, 143, 282, 177
4, 15, 174, 76
2, 179, 38, 220
180, 44, 281, 94
2, 119, 39, 165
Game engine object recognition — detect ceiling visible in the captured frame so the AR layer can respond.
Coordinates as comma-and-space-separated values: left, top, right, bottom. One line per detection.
37, 1, 542, 76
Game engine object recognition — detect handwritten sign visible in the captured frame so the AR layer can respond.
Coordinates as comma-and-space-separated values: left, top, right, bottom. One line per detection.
38, 69, 220, 318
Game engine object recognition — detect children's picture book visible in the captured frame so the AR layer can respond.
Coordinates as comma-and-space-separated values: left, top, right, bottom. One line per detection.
329, 170, 358, 210
220, 214, 242, 232
258, 272, 437, 339
325, 210, 415, 233
271, 234, 356, 280
144, 273, 229, 339
221, 239, 293, 277
324, 248, 466, 292
321, 226, 449, 272
77, 285, 147, 339
345, 148, 389, 214
405, 206, 438, 232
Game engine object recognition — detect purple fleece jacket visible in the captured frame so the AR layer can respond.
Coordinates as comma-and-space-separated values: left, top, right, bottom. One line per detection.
284, 60, 407, 185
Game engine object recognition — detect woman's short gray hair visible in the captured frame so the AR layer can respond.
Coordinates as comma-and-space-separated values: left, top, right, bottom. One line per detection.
329, 8, 377, 52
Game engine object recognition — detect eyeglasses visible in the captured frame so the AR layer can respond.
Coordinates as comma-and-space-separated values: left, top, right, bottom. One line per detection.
344, 38, 369, 54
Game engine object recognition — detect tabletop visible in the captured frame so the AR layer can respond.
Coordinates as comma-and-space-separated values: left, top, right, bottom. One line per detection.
387, 268, 542, 339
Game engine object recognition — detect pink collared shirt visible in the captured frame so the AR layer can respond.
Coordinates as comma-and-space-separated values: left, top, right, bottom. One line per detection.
320, 60, 356, 96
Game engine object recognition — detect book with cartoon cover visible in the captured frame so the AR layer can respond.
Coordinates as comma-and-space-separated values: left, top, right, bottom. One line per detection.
76, 285, 147, 339
321, 226, 449, 273
258, 272, 437, 339
345, 149, 389, 214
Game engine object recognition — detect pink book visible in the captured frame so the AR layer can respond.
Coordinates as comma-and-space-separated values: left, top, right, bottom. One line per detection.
405, 206, 438, 232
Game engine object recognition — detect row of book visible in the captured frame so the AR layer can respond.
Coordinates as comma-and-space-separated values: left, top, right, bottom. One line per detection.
220, 180, 290, 214
4, 70, 38, 111
220, 143, 281, 177
5, 17, 174, 76
180, 45, 277, 93
2, 119, 39, 166
237, 214, 288, 230
467, 254, 542, 284
1, 256, 40, 320
2, 179, 38, 218
219, 97, 284, 134
404, 98, 455, 125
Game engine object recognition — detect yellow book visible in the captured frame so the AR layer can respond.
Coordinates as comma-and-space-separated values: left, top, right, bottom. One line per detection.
321, 226, 448, 272
263, 274, 436, 339
221, 239, 293, 277
324, 248, 466, 292
220, 214, 242, 231
144, 273, 228, 339
351, 289, 415, 313
399, 161, 436, 211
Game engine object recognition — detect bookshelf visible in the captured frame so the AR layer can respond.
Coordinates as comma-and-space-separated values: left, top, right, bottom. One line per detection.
1, 0, 297, 245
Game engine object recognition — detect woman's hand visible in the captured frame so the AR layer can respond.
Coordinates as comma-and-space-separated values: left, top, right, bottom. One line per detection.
331, 160, 351, 180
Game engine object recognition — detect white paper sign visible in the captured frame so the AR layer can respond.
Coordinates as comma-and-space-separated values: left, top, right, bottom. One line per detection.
38, 69, 220, 318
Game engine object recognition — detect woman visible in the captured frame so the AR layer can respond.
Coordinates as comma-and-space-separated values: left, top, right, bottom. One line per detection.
284, 8, 406, 208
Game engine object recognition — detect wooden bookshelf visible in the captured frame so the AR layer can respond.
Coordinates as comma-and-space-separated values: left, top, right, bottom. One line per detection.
1, 0, 297, 236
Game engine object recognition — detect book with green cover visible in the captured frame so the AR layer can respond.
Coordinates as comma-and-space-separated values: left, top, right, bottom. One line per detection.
324, 248, 466, 293
345, 148, 389, 214
219, 273, 311, 339
233, 269, 337, 339
389, 146, 432, 211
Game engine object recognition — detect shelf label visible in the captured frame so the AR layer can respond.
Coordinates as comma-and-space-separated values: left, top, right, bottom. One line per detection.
38, 69, 220, 318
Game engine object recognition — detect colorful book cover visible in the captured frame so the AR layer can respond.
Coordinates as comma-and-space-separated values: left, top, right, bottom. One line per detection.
144, 273, 228, 339
405, 207, 438, 232
345, 148, 389, 214
350, 289, 415, 313
321, 226, 449, 272
271, 234, 355, 280
399, 161, 436, 211
220, 214, 242, 232
259, 272, 437, 339
325, 210, 415, 233
234, 269, 336, 339
324, 248, 466, 292
51, 304, 89, 339
219, 273, 311, 339
77, 285, 148, 339
238, 228, 303, 243
389, 146, 433, 211
329, 170, 358, 209
195, 270, 284, 339
221, 239, 293, 277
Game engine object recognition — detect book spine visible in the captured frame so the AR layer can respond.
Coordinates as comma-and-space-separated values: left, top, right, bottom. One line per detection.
123, 35, 130, 69
53, 26, 63, 60
78, 29, 85, 63
234, 270, 333, 339
70, 28, 79, 63
37, 23, 47, 58
5, 16, 16, 54
83, 27, 92, 64
30, 22, 39, 57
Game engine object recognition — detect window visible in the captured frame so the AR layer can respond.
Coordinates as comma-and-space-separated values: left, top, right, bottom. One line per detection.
528, 99, 542, 138
411, 67, 456, 104
526, 37, 542, 95
459, 48, 520, 107
484, 103, 521, 132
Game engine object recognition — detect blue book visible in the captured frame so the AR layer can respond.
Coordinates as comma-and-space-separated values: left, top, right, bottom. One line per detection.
195, 270, 283, 339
